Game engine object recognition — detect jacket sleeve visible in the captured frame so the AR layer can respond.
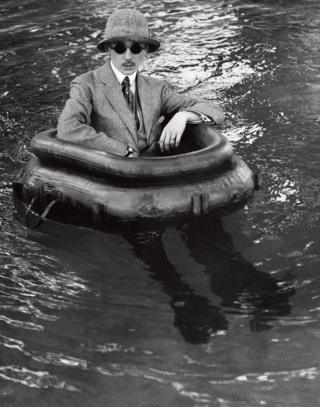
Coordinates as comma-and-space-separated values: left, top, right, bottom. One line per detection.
57, 80, 128, 156
160, 82, 224, 124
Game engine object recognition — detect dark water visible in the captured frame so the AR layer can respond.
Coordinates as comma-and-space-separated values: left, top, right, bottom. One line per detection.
1, 0, 320, 405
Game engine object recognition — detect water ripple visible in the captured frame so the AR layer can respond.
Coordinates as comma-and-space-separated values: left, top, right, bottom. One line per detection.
211, 366, 319, 385
1, 0, 320, 404
0, 365, 78, 391
0, 315, 43, 331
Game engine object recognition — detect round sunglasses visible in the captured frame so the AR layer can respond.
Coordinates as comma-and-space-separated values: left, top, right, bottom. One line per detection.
109, 42, 147, 55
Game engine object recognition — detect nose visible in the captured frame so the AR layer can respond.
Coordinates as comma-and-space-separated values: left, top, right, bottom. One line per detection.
124, 47, 133, 59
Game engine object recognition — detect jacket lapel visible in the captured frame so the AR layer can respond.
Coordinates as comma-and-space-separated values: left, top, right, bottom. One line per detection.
97, 60, 138, 144
137, 74, 155, 141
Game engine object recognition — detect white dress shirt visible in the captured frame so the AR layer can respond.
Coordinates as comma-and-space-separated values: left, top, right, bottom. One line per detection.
110, 61, 137, 94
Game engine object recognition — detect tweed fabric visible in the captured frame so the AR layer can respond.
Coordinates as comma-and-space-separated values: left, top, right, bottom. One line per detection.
57, 59, 224, 157
97, 9, 160, 52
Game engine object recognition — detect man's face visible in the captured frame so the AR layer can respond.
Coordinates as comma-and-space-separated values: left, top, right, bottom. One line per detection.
108, 41, 148, 75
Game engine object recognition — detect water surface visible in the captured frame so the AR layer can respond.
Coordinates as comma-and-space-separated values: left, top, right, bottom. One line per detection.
1, 0, 320, 406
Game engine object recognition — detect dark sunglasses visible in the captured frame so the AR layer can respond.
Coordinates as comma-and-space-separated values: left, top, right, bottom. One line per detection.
109, 42, 146, 54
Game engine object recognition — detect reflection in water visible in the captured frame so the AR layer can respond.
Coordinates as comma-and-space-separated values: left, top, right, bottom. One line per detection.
123, 215, 294, 344
124, 225, 228, 345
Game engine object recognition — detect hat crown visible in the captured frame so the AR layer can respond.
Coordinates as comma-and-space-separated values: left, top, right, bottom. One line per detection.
97, 9, 160, 52
105, 9, 149, 41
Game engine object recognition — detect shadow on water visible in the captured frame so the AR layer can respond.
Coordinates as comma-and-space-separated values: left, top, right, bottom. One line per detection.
122, 214, 295, 344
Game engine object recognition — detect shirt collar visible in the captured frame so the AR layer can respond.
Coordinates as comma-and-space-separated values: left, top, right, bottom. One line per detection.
110, 60, 137, 87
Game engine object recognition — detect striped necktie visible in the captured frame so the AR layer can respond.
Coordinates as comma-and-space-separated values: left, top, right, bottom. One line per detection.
122, 76, 134, 111
122, 76, 140, 130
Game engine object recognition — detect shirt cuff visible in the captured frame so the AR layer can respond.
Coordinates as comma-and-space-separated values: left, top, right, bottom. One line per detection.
186, 112, 214, 124
198, 113, 213, 123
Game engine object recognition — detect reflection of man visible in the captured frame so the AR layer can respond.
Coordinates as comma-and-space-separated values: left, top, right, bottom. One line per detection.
181, 217, 295, 332
123, 215, 294, 343
57, 9, 224, 157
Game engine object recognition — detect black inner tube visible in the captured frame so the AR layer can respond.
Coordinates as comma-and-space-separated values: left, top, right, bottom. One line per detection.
30, 124, 233, 180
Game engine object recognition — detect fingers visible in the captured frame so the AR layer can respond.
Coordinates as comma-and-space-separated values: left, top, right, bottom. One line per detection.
169, 137, 175, 149
159, 133, 175, 153
159, 129, 182, 153
158, 114, 187, 153
159, 129, 170, 153
172, 132, 183, 150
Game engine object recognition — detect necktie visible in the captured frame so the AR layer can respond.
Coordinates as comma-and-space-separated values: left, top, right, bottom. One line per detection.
122, 76, 140, 130
122, 76, 134, 111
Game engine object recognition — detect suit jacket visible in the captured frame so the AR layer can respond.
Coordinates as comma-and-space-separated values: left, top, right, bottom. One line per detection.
57, 58, 224, 156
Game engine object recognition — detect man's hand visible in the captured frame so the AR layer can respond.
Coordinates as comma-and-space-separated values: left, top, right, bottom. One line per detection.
158, 112, 189, 153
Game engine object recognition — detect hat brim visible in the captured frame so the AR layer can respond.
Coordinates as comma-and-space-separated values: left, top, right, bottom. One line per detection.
97, 36, 160, 53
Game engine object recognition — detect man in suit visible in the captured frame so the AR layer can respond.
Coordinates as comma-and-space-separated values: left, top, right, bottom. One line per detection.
57, 9, 224, 158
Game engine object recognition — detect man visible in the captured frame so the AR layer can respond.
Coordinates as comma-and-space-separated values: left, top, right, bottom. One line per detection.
57, 9, 224, 157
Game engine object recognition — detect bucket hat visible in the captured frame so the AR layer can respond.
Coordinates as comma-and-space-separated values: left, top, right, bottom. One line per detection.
97, 9, 160, 52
